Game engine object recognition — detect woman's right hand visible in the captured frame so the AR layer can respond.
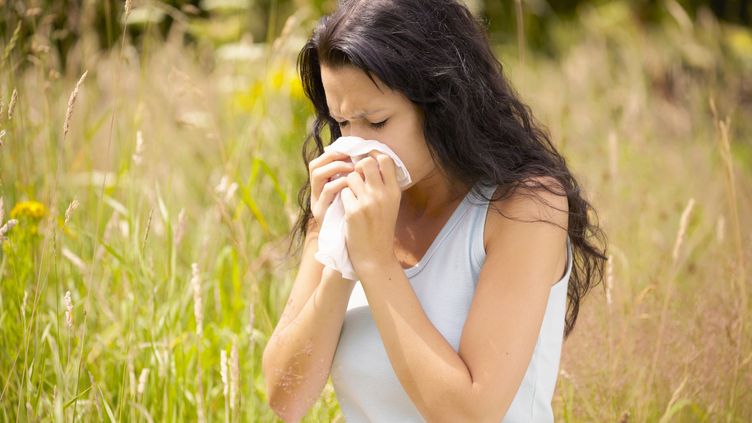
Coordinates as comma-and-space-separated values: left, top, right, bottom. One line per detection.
308, 150, 355, 233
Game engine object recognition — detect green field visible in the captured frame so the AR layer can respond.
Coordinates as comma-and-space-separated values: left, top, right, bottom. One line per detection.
1, 1, 750, 421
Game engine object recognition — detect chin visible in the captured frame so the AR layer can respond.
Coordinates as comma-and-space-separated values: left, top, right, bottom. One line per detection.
399, 180, 415, 191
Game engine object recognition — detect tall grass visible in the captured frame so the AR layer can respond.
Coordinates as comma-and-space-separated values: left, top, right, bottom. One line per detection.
1, 1, 750, 421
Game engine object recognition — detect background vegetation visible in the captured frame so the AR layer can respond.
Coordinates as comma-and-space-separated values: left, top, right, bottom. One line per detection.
1, 0, 750, 421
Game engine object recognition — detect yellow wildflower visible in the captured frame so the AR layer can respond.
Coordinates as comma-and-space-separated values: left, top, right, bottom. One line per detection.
10, 200, 47, 220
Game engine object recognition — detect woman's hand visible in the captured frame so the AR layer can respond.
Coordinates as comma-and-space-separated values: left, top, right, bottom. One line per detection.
340, 151, 401, 275
308, 150, 355, 233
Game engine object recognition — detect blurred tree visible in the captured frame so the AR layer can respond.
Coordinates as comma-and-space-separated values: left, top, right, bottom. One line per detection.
0, 0, 749, 72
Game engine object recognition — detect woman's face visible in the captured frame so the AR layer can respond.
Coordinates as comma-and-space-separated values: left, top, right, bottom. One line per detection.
320, 64, 435, 190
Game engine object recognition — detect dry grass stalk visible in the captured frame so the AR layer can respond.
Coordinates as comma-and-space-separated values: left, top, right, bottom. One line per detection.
648, 197, 696, 391
716, 119, 745, 295
124, 0, 132, 17
215, 176, 238, 203
132, 130, 144, 165
8, 89, 17, 120
221, 348, 229, 422
658, 375, 689, 423
191, 263, 203, 337
716, 215, 725, 243
272, 14, 299, 52
64, 199, 80, 226
174, 208, 186, 246
137, 368, 149, 396
710, 98, 747, 416
128, 361, 136, 398
196, 374, 206, 423
221, 349, 229, 396
1, 22, 22, 67
22, 290, 28, 319
141, 208, 153, 251
62, 247, 87, 272
64, 291, 74, 329
95, 213, 119, 261
0, 219, 18, 242
230, 340, 239, 411
247, 299, 255, 341
671, 198, 695, 263
63, 70, 88, 139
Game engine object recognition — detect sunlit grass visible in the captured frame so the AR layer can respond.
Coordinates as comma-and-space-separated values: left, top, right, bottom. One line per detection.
1, 2, 750, 422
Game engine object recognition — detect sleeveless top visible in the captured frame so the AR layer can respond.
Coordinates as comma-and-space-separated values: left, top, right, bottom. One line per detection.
330, 181, 574, 422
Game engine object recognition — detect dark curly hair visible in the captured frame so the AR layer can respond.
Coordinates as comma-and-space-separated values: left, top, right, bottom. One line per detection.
286, 0, 608, 338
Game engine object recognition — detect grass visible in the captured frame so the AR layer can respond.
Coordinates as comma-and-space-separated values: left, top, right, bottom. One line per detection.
1, 2, 750, 422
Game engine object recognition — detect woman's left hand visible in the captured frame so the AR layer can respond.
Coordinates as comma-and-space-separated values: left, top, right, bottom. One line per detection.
340, 151, 402, 276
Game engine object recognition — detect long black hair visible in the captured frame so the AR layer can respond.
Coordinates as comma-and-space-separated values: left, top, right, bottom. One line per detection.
286, 0, 607, 338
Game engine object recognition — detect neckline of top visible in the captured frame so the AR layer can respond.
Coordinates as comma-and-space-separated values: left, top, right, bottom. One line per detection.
403, 181, 490, 278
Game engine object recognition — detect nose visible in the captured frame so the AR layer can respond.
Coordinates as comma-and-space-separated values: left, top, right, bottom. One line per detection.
339, 124, 374, 141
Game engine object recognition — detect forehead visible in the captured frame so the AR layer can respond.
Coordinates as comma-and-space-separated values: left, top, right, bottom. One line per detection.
320, 65, 395, 113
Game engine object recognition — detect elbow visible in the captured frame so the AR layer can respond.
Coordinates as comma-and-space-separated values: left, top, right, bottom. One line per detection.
264, 371, 306, 423
261, 344, 288, 420
261, 344, 309, 423
267, 393, 306, 423
424, 386, 509, 423
427, 406, 504, 423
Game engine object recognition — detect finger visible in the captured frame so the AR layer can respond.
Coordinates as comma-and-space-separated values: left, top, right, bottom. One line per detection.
312, 159, 354, 185
340, 187, 356, 213
309, 150, 349, 173
356, 156, 383, 187
311, 159, 354, 198
346, 171, 365, 198
374, 152, 397, 188
319, 177, 350, 207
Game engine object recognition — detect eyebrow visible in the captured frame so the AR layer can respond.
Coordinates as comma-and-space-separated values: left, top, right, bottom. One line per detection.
329, 109, 385, 120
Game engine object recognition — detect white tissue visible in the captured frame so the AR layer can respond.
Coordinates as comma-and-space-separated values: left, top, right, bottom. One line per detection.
314, 136, 412, 280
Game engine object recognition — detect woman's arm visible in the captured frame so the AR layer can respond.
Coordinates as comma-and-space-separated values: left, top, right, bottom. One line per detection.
262, 227, 356, 422
354, 185, 569, 423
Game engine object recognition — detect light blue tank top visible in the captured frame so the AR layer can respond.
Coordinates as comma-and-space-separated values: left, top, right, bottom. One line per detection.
331, 181, 574, 422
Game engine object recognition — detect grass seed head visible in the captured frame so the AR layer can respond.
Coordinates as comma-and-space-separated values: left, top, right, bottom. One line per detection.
63, 71, 88, 138
63, 290, 73, 329
8, 89, 17, 120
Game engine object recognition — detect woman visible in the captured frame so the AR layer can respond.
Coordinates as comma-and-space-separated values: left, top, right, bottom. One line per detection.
262, 0, 607, 421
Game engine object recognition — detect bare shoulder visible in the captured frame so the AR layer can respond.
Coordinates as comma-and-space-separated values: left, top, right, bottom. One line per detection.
483, 176, 569, 263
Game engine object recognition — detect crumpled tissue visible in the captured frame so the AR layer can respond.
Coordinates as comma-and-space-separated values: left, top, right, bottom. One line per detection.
314, 136, 412, 280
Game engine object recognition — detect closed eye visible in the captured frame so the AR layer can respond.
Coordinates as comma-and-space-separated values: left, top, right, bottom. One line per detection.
371, 119, 388, 129
335, 119, 388, 129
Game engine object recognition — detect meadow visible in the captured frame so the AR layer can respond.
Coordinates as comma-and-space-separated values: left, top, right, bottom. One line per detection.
1, 1, 750, 421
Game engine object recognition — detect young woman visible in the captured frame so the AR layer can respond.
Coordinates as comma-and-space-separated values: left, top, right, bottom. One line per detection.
262, 0, 607, 421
